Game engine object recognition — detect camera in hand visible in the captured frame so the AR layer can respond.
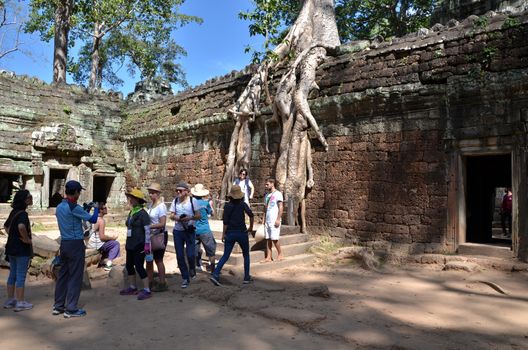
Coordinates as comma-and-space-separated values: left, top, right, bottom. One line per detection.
179, 214, 195, 233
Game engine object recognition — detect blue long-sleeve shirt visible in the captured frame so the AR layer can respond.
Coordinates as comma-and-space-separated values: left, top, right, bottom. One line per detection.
55, 199, 99, 241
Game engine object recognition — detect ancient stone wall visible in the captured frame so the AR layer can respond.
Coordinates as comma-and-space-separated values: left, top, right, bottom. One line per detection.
121, 11, 528, 255
0, 73, 125, 209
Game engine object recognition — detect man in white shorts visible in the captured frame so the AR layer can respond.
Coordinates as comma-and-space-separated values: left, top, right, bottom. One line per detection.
262, 178, 284, 263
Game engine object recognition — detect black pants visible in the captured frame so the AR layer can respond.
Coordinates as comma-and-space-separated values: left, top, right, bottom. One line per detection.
125, 244, 147, 279
54, 240, 85, 312
501, 212, 512, 234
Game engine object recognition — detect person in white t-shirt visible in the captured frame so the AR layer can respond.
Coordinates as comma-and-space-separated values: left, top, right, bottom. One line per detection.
169, 181, 201, 289
233, 169, 254, 206
262, 178, 284, 263
146, 183, 168, 292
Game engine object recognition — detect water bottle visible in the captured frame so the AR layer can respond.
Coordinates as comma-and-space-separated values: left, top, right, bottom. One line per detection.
145, 253, 154, 262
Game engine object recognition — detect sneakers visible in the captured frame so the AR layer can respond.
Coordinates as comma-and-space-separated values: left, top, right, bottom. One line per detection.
243, 276, 254, 284
119, 286, 138, 295
137, 289, 152, 300
152, 282, 168, 292
52, 307, 65, 315
14, 301, 33, 312
209, 275, 222, 286
189, 269, 197, 280
196, 265, 203, 272
103, 263, 113, 271
181, 280, 190, 289
64, 309, 87, 318
3, 298, 16, 309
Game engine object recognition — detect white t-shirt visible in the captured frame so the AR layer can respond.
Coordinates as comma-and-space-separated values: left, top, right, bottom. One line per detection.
148, 202, 167, 234
265, 190, 283, 224
234, 178, 253, 204
169, 197, 201, 231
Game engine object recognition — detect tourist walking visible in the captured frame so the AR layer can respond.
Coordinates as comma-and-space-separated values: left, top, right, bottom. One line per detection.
191, 184, 216, 272
86, 202, 120, 271
210, 185, 254, 286
262, 178, 284, 263
3, 189, 34, 312
120, 188, 152, 300
233, 168, 254, 206
54, 180, 99, 318
169, 181, 201, 289
146, 183, 168, 292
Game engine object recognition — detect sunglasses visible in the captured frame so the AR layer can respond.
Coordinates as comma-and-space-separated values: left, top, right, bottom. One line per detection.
240, 173, 247, 176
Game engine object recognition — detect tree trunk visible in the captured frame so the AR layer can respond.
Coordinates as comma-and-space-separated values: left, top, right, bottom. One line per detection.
53, 0, 72, 84
221, 0, 340, 231
89, 23, 101, 89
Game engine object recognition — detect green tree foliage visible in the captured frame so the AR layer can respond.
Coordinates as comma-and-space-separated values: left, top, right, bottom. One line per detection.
240, 0, 436, 58
25, 0, 201, 88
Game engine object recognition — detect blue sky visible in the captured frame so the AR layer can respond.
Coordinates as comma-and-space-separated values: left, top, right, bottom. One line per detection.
0, 0, 263, 95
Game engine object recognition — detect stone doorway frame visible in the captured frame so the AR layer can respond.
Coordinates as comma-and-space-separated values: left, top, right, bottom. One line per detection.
448, 146, 525, 258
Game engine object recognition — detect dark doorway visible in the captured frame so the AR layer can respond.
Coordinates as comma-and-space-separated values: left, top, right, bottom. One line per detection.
465, 154, 511, 244
0, 173, 20, 203
93, 176, 114, 203
49, 169, 68, 207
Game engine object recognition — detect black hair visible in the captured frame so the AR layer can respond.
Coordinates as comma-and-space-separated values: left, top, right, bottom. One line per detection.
239, 169, 248, 175
11, 189, 31, 210
65, 187, 79, 195
266, 178, 277, 187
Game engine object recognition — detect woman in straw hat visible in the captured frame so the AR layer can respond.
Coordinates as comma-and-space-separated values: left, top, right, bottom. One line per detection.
146, 183, 168, 292
120, 188, 152, 300
209, 185, 254, 286
190, 184, 216, 272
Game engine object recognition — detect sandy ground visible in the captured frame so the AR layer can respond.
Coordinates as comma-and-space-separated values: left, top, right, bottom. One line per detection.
1, 250, 528, 350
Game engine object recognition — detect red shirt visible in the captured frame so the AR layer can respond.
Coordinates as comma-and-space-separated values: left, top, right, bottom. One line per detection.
502, 194, 512, 213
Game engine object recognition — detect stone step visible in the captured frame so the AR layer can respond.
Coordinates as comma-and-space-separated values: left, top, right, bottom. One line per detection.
229, 253, 315, 275
213, 241, 314, 266
457, 243, 513, 259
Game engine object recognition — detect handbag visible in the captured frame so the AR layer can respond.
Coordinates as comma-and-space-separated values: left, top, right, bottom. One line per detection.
151, 231, 166, 251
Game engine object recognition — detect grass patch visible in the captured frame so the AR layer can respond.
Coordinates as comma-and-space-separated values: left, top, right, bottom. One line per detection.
31, 222, 46, 232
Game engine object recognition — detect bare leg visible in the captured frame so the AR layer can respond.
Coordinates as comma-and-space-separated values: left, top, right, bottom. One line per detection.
15, 287, 25, 301
273, 240, 284, 260
127, 275, 137, 289
146, 261, 154, 286
155, 259, 166, 284
260, 239, 273, 263
6, 284, 14, 299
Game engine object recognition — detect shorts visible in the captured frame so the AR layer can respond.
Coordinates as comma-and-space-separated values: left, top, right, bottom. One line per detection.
196, 232, 216, 257
264, 222, 281, 240
153, 231, 169, 261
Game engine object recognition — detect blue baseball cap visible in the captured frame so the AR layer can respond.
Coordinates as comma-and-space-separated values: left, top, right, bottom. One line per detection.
65, 180, 85, 192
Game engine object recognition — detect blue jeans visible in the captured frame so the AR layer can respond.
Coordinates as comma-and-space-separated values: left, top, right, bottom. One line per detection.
7, 255, 31, 288
173, 230, 196, 281
213, 231, 250, 281
54, 240, 85, 312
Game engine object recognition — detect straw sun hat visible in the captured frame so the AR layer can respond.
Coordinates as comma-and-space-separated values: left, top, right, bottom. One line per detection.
191, 184, 209, 197
126, 188, 146, 202
147, 182, 162, 192
228, 185, 245, 200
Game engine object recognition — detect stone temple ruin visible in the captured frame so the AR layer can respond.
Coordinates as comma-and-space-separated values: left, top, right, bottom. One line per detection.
1, 4, 528, 261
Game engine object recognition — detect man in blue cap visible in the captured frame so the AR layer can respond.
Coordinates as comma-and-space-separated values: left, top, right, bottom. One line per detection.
53, 180, 99, 318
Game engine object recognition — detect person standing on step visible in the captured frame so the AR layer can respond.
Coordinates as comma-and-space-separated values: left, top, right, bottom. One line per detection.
3, 189, 34, 312
86, 202, 120, 271
169, 181, 201, 289
210, 185, 254, 286
120, 188, 152, 300
261, 178, 284, 263
54, 180, 99, 318
146, 183, 168, 292
233, 169, 254, 206
501, 187, 513, 237
191, 184, 216, 272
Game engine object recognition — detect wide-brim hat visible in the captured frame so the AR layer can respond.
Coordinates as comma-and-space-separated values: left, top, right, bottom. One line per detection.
191, 183, 209, 197
228, 185, 245, 200
126, 188, 146, 202
176, 181, 189, 190
147, 182, 162, 193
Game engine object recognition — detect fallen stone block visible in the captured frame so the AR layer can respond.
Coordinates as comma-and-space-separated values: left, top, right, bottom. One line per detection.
32, 234, 60, 258
443, 261, 480, 272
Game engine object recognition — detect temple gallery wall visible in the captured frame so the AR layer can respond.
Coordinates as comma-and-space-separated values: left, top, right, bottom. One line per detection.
1, 11, 528, 259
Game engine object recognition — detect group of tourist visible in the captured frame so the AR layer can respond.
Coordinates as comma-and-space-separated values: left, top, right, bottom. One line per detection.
2, 168, 285, 318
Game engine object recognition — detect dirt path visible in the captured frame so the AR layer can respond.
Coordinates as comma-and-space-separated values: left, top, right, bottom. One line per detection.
1, 255, 527, 349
